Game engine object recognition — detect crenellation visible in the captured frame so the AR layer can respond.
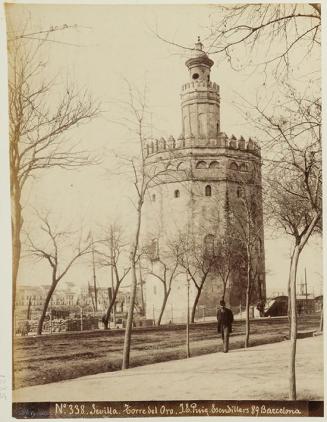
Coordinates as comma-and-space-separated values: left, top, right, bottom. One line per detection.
238, 136, 246, 150
144, 133, 262, 157
167, 135, 176, 149
182, 80, 220, 92
159, 137, 166, 150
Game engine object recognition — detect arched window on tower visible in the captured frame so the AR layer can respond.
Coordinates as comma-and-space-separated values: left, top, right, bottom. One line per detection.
174, 189, 180, 198
209, 161, 219, 169
196, 161, 207, 169
150, 238, 159, 261
205, 185, 212, 197
229, 161, 238, 171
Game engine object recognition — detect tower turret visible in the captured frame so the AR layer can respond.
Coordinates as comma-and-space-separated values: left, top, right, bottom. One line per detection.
181, 37, 220, 143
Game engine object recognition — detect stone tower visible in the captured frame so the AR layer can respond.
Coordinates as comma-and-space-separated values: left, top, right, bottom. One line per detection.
143, 39, 265, 323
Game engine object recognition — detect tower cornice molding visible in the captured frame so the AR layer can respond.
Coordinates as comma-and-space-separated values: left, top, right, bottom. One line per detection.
185, 55, 214, 70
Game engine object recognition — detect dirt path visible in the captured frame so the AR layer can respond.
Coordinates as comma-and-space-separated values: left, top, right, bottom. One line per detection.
14, 336, 323, 402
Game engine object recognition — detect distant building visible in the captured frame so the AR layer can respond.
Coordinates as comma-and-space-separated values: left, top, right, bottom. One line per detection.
16, 283, 76, 309
16, 282, 144, 329
264, 294, 321, 317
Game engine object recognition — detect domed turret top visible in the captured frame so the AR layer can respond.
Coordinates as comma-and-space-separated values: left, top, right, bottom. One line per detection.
185, 36, 214, 70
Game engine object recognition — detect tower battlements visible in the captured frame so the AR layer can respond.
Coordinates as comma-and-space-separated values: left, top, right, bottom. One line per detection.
181, 80, 219, 93
144, 133, 261, 158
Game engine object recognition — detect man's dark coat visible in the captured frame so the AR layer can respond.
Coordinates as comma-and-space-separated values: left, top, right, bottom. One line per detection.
217, 307, 234, 333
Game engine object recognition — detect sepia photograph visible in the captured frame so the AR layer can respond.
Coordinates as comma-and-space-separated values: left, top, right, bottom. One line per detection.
0, 1, 323, 419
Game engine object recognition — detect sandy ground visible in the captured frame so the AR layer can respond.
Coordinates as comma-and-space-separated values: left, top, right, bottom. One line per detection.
13, 336, 323, 402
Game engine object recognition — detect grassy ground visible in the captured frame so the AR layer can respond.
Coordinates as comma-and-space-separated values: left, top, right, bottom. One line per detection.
13, 315, 320, 389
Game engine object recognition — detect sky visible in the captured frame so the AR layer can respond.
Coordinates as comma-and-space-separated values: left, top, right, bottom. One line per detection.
4, 3, 322, 298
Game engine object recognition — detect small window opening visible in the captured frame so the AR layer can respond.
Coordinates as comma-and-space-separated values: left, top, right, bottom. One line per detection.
207, 75, 210, 82
205, 185, 212, 197
151, 194, 156, 202
192, 73, 199, 80
237, 186, 242, 198
150, 238, 159, 261
174, 189, 180, 198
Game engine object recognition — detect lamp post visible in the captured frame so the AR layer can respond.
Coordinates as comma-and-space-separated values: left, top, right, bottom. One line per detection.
77, 295, 88, 331
49, 299, 53, 334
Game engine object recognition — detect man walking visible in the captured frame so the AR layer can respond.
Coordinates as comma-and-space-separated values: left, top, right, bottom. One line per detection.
217, 299, 234, 353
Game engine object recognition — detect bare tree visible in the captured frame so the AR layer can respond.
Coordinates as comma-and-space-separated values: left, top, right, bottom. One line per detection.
206, 4, 320, 74
95, 224, 130, 329
251, 87, 321, 399
8, 26, 99, 312
155, 4, 320, 78
172, 230, 216, 323
145, 247, 180, 326
268, 177, 321, 399
108, 80, 176, 369
26, 214, 92, 335
228, 179, 264, 348
213, 236, 239, 302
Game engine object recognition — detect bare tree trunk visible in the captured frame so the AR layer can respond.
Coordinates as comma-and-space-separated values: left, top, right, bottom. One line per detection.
289, 245, 300, 400
37, 283, 57, 335
122, 201, 142, 370
157, 288, 171, 326
11, 189, 21, 391
103, 285, 120, 329
139, 264, 146, 316
245, 286, 250, 348
11, 186, 22, 315
222, 281, 227, 301
288, 213, 319, 399
287, 266, 292, 339
122, 264, 137, 369
186, 278, 190, 358
190, 287, 202, 323
92, 246, 98, 312
26, 298, 31, 320
244, 257, 251, 348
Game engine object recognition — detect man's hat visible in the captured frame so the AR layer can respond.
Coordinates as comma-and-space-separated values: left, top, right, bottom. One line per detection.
220, 299, 226, 306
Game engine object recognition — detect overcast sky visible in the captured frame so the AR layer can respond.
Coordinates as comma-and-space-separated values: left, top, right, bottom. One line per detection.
5, 3, 322, 297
